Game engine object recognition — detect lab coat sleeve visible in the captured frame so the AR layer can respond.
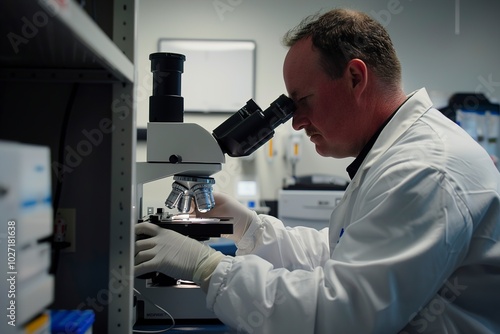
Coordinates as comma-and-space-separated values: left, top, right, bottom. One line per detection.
205, 163, 473, 333
235, 214, 331, 270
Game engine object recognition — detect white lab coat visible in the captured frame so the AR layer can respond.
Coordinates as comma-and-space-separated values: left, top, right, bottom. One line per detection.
206, 88, 500, 333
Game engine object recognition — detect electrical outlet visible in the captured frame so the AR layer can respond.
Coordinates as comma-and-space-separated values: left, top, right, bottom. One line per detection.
55, 208, 76, 252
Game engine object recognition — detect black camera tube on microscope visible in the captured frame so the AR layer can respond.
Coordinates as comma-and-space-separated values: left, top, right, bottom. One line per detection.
149, 52, 186, 122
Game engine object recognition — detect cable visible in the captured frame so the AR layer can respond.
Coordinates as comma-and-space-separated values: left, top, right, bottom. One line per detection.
132, 288, 176, 333
49, 83, 79, 276
53, 83, 79, 219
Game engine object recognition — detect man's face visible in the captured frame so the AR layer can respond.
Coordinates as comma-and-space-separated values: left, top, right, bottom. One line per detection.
283, 37, 363, 158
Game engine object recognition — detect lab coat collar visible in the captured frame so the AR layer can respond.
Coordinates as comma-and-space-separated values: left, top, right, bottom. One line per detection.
346, 102, 402, 179
348, 88, 433, 189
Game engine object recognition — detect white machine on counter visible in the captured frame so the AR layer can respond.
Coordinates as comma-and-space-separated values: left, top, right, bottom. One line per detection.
279, 175, 348, 230
0, 141, 54, 334
134, 52, 296, 326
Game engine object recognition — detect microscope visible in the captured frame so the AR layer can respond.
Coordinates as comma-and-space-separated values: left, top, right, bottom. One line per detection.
134, 52, 295, 324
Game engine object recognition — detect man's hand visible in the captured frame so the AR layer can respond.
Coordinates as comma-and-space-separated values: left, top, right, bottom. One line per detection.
135, 222, 224, 289
196, 192, 258, 242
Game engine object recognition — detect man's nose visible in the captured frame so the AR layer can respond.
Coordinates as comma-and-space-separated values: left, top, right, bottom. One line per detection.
291, 109, 308, 131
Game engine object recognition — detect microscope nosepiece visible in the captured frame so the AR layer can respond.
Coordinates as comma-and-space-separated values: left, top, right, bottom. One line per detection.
165, 176, 216, 214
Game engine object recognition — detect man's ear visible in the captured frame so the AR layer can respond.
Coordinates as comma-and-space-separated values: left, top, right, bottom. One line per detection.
346, 58, 368, 98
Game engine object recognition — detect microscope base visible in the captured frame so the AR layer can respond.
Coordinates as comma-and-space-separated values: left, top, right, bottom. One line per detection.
135, 281, 217, 322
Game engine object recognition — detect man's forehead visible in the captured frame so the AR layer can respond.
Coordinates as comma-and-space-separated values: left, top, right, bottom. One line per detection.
283, 38, 318, 97
285, 37, 314, 63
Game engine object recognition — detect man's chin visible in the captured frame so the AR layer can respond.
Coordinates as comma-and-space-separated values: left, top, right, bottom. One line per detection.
313, 141, 340, 158
315, 147, 339, 158
315, 146, 351, 159
313, 141, 329, 157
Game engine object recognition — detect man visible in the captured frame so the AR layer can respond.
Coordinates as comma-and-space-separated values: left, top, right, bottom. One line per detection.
135, 9, 500, 333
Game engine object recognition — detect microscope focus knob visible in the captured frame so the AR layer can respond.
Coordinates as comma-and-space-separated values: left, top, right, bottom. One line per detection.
169, 154, 182, 163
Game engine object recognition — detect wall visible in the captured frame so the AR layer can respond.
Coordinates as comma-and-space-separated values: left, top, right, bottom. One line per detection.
136, 0, 500, 209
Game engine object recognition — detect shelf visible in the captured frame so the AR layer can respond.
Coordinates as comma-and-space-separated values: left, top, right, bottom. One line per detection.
1, 1, 137, 332
0, 0, 133, 83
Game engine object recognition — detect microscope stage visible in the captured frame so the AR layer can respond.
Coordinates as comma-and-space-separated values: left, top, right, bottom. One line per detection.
140, 212, 233, 240
157, 221, 233, 239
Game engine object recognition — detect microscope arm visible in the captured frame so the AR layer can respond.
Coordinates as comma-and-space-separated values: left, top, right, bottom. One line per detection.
147, 123, 225, 165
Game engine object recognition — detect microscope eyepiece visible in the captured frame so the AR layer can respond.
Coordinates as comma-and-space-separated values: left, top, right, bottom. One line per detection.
213, 94, 296, 157
149, 52, 186, 123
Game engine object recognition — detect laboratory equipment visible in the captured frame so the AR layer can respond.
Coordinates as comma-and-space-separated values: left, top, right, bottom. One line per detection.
279, 175, 348, 229
439, 93, 500, 162
134, 52, 295, 325
285, 132, 303, 181
0, 141, 54, 334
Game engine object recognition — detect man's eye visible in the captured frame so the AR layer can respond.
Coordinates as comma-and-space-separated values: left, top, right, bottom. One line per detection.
298, 95, 311, 105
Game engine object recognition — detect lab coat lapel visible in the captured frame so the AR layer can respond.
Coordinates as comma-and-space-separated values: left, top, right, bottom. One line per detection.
329, 88, 434, 251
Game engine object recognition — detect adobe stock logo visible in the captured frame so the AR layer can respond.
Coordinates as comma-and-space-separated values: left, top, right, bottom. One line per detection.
52, 119, 115, 182
6, 1, 64, 54
401, 277, 467, 333
236, 288, 287, 333
370, 0, 413, 27
213, 0, 245, 21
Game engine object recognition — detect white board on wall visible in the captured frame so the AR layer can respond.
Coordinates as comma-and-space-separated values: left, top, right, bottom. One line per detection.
158, 39, 256, 113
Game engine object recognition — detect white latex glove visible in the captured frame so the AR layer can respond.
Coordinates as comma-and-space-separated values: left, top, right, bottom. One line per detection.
135, 222, 224, 290
197, 192, 258, 243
